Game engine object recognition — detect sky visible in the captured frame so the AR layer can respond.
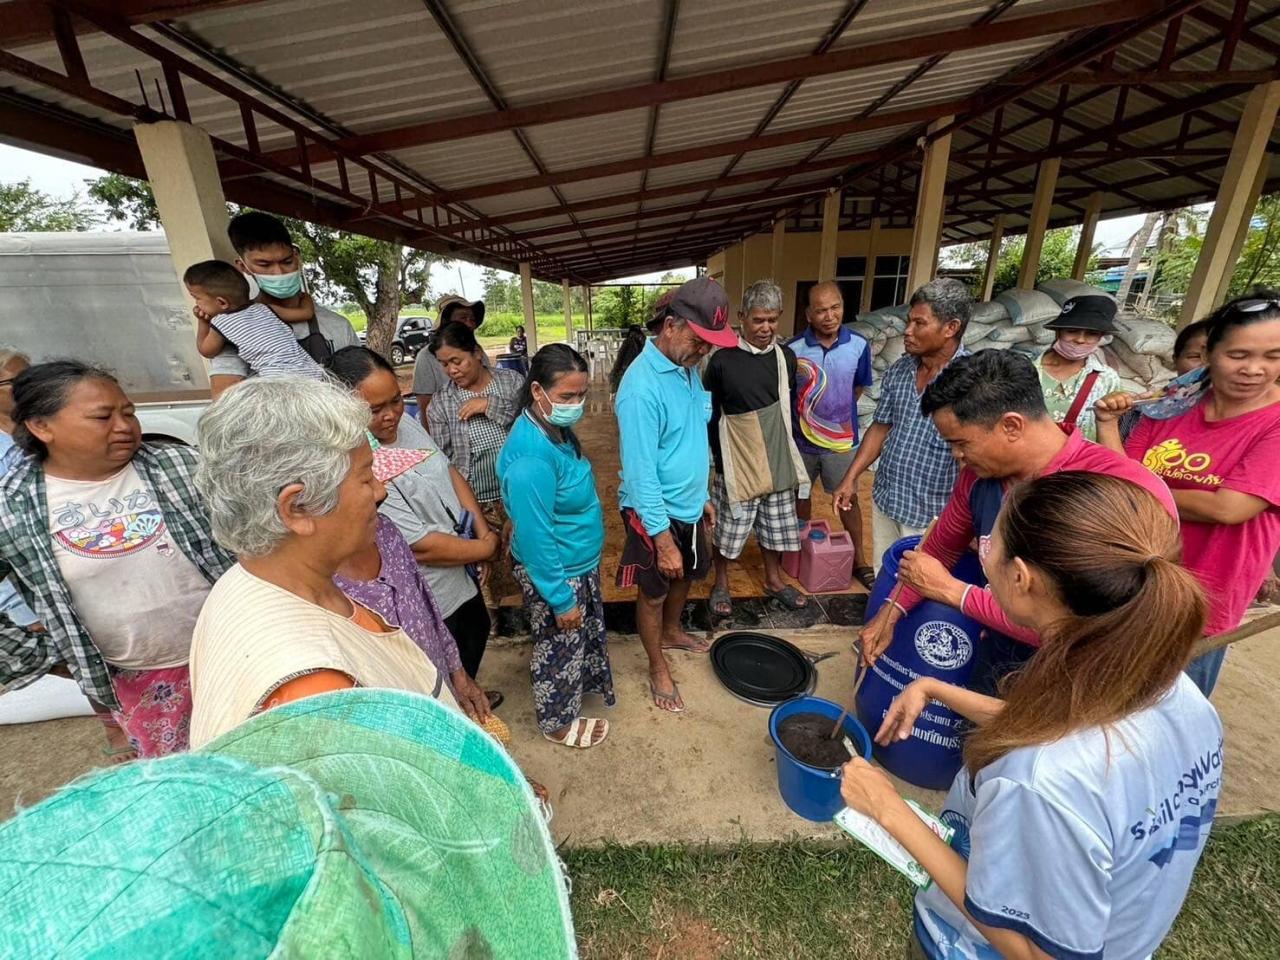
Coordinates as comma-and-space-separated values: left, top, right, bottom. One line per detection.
1, 142, 1150, 292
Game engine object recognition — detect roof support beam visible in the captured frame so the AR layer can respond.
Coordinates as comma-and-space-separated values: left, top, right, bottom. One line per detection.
1025, 68, 1279, 85
263, 0, 1172, 165
0, 0, 271, 48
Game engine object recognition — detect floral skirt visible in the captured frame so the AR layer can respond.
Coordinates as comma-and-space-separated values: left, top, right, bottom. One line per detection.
513, 565, 615, 734
110, 664, 192, 758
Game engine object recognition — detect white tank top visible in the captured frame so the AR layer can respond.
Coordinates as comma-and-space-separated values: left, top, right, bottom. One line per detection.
189, 564, 456, 747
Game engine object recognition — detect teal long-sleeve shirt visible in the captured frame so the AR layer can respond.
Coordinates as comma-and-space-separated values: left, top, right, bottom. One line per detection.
616, 339, 712, 536
497, 413, 604, 615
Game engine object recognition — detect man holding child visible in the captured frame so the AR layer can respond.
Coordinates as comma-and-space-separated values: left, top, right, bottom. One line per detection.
206, 212, 358, 398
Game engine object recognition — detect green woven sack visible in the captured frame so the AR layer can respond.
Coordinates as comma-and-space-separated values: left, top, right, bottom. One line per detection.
0, 689, 576, 959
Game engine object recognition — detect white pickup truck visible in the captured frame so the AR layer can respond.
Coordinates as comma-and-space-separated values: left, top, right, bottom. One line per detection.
0, 231, 211, 444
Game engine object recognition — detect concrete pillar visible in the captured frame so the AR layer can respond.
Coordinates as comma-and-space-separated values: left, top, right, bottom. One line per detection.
860, 216, 881, 314
818, 190, 841, 282
771, 218, 786, 282
562, 277, 573, 343
519, 261, 539, 354
582, 284, 593, 331
132, 121, 236, 305
1213, 129, 1271, 309
1017, 157, 1061, 290
1181, 82, 1280, 326
905, 117, 954, 297
980, 214, 1005, 302
1071, 192, 1103, 281
726, 241, 746, 309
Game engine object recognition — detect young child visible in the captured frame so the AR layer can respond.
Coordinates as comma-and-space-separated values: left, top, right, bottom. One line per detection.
183, 260, 323, 380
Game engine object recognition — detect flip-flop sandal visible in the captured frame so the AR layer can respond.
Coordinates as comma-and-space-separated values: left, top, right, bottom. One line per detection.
854, 565, 877, 590
486, 690, 505, 710
764, 584, 811, 610
544, 717, 610, 749
709, 584, 733, 618
649, 678, 685, 713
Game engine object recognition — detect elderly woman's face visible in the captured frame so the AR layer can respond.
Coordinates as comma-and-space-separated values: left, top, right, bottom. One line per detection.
1208, 318, 1280, 404
358, 368, 404, 445
308, 440, 384, 563
28, 377, 140, 471
436, 345, 484, 389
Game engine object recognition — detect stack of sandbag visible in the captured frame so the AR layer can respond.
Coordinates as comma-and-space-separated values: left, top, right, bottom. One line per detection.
963, 300, 1009, 345
1036, 279, 1113, 306
845, 280, 1177, 418
1110, 316, 1176, 376
847, 319, 888, 358
996, 288, 1061, 326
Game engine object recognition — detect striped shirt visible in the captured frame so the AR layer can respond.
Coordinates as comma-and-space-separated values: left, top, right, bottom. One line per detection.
211, 303, 325, 380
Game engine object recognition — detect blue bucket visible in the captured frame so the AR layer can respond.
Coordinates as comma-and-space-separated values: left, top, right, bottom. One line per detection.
768, 695, 872, 822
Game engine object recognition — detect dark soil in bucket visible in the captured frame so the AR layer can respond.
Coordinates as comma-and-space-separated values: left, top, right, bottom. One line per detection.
778, 713, 854, 769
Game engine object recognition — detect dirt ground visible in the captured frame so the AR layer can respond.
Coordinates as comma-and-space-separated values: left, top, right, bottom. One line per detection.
3, 622, 1277, 837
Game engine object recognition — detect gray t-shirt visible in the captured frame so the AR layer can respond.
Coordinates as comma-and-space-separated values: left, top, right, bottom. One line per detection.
378, 415, 478, 619
208, 304, 357, 377
411, 349, 447, 397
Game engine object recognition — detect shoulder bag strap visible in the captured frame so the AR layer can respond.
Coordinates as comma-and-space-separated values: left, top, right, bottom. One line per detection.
1061, 370, 1101, 433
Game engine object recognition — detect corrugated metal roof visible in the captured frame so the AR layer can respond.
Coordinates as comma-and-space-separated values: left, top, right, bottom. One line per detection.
1, 0, 1276, 280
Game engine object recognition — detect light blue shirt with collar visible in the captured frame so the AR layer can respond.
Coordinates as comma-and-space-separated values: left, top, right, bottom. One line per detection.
615, 339, 712, 535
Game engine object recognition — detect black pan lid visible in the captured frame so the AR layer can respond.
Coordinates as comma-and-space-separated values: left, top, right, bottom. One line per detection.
711, 631, 814, 705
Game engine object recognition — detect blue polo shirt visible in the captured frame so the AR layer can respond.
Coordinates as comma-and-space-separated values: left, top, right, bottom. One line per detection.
786, 325, 873, 454
615, 340, 712, 535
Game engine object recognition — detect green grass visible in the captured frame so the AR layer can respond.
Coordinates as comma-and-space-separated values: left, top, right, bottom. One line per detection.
564, 815, 1280, 959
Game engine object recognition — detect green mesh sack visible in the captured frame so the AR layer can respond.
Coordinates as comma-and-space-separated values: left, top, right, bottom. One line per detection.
0, 689, 576, 959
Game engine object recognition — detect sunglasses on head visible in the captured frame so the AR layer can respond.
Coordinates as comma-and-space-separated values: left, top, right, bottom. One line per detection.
1232, 298, 1280, 314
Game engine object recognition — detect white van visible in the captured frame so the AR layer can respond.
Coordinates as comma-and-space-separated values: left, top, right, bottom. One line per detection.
1, 232, 209, 445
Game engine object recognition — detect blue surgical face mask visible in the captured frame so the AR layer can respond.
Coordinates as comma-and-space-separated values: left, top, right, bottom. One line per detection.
546, 399, 584, 427
537, 385, 584, 427
253, 269, 303, 299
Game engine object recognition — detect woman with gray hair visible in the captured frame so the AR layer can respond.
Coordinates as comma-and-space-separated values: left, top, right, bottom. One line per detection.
187, 376, 457, 747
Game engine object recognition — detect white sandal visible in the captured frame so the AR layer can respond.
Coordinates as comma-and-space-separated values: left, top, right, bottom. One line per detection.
544, 717, 609, 749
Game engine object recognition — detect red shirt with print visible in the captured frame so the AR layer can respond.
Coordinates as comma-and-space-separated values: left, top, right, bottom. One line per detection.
1126, 396, 1280, 635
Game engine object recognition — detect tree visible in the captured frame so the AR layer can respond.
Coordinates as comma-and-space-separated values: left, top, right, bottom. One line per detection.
85, 173, 450, 359
1154, 194, 1280, 298
481, 268, 520, 313
949, 225, 1090, 298
85, 173, 158, 229
1231, 193, 1280, 293
0, 179, 99, 231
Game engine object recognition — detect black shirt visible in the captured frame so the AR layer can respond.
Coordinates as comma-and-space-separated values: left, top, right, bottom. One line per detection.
702, 344, 798, 473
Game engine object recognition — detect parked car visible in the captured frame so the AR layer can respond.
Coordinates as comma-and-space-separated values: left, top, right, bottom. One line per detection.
357, 315, 434, 365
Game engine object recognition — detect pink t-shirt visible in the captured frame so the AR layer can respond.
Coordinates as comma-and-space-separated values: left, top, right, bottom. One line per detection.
900, 429, 1176, 645
1126, 396, 1280, 636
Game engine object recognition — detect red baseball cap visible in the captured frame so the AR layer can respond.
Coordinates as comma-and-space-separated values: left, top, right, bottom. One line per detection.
666, 277, 737, 348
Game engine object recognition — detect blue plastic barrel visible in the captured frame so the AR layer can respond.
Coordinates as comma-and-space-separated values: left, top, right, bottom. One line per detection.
768, 695, 872, 822
855, 536, 985, 790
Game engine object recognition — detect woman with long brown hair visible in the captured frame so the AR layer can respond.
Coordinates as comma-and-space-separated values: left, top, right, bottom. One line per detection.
840, 471, 1222, 960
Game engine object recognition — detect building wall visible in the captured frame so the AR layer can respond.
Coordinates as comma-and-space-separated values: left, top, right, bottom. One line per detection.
708, 227, 915, 338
